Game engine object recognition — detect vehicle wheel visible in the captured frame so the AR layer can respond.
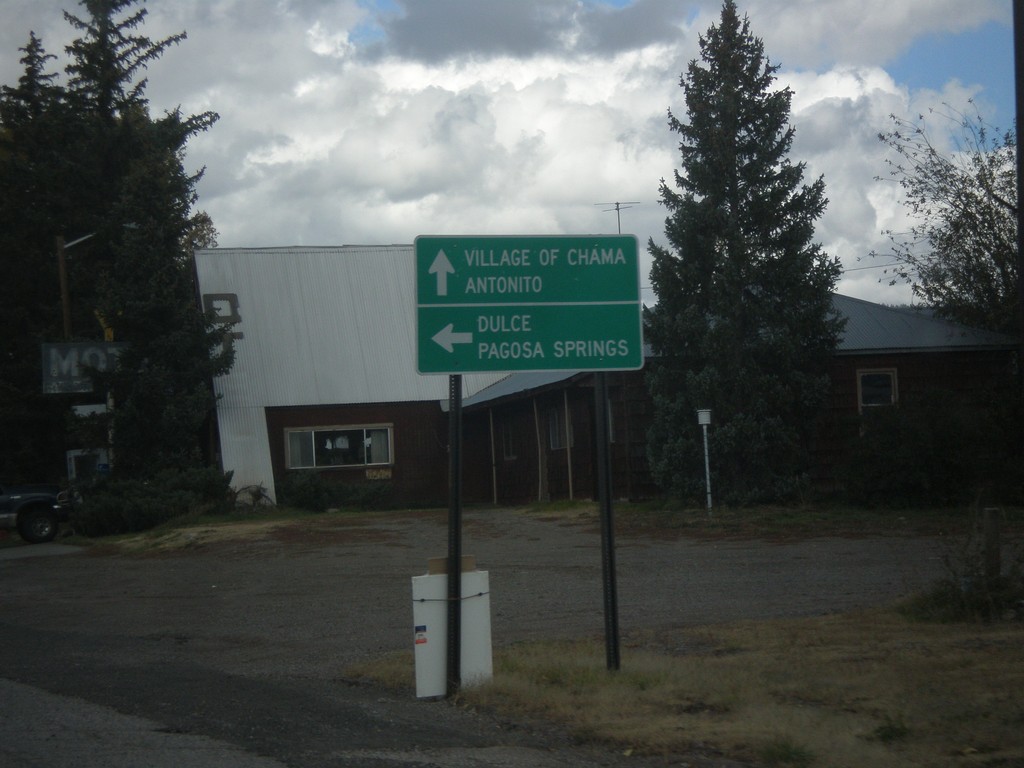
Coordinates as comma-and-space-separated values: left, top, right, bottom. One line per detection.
18, 510, 59, 544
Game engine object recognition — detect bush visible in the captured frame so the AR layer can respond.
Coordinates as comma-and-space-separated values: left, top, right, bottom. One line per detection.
838, 390, 1022, 508
900, 510, 1024, 622
71, 467, 234, 537
165, 466, 236, 515
333, 481, 392, 510
901, 572, 1024, 623
275, 471, 392, 512
275, 472, 332, 513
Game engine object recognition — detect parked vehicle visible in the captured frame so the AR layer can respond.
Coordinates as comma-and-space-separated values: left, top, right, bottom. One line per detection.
0, 484, 72, 543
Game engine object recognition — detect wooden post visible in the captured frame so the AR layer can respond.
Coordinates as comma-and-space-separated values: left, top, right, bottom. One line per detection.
57, 235, 71, 339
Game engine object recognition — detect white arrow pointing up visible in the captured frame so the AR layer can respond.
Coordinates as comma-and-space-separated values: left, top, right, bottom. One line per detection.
428, 249, 455, 296
432, 323, 473, 353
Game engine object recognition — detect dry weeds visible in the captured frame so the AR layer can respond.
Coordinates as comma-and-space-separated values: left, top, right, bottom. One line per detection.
350, 607, 1024, 767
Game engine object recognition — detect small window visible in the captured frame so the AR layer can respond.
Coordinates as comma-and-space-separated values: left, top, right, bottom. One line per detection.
548, 408, 573, 450
501, 423, 516, 460
287, 431, 315, 468
858, 370, 897, 410
286, 425, 393, 469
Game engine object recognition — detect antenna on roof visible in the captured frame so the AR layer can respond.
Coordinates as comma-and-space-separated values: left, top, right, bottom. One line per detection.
594, 201, 641, 234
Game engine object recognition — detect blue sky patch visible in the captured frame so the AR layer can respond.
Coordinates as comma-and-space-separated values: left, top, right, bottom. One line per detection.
887, 20, 1014, 130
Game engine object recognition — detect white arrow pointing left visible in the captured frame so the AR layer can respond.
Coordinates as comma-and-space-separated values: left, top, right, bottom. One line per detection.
429, 249, 455, 296
432, 323, 473, 353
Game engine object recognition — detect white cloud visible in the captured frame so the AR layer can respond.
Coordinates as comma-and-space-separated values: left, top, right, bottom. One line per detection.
1, 0, 1011, 307
747, 0, 1009, 68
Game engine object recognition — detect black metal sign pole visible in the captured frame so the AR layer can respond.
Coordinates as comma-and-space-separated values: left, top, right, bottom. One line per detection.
594, 371, 621, 671
446, 373, 464, 696
1015, 0, 1024, 401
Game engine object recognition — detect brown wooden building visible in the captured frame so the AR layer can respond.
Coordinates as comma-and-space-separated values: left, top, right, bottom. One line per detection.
461, 371, 656, 505
815, 295, 1018, 491
194, 245, 1015, 507
265, 401, 452, 506
460, 295, 1017, 504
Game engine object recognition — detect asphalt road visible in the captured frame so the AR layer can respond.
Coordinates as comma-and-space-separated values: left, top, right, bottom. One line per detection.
0, 509, 947, 767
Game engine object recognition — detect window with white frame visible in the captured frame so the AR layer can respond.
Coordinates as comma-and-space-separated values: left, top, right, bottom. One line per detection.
286, 425, 392, 469
857, 369, 897, 411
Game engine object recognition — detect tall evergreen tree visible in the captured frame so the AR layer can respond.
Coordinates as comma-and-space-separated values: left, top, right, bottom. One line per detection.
645, 1, 843, 503
0, 0, 230, 481
0, 33, 74, 480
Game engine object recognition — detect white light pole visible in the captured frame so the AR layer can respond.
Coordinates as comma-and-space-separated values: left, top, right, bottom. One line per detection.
697, 409, 712, 515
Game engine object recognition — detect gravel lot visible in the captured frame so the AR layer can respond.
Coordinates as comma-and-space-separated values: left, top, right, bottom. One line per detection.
0, 507, 949, 767
4, 508, 948, 672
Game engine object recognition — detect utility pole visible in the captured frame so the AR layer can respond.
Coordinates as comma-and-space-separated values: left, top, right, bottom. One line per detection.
595, 201, 641, 236
55, 231, 98, 339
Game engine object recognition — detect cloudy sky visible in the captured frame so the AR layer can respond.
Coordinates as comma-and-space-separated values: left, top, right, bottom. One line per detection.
0, 0, 1014, 306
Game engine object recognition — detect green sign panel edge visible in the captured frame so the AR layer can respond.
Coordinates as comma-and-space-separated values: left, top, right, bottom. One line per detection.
415, 235, 644, 375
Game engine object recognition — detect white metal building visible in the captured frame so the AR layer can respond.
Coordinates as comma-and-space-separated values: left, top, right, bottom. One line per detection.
194, 246, 505, 502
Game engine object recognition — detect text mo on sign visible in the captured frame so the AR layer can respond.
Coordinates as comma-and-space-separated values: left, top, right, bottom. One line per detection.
415, 235, 643, 374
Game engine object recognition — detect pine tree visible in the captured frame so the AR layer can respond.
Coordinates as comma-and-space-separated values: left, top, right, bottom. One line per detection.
0, 33, 80, 480
63, 0, 185, 124
0, 0, 230, 480
62, 0, 228, 475
645, 1, 843, 503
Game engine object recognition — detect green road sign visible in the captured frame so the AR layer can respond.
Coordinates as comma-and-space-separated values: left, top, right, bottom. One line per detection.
415, 234, 643, 374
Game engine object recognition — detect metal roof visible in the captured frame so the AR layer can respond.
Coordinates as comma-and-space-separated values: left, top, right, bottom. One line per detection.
832, 294, 1017, 353
460, 294, 1018, 409
462, 371, 582, 408
195, 245, 505, 407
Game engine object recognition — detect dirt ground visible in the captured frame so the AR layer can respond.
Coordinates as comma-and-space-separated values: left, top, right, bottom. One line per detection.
0, 507, 951, 767
7, 507, 948, 676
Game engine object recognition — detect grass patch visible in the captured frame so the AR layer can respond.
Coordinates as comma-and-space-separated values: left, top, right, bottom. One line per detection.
69, 497, 1024, 549
67, 505, 431, 553
611, 502, 1015, 541
869, 714, 910, 743
348, 607, 1024, 767
758, 737, 815, 767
